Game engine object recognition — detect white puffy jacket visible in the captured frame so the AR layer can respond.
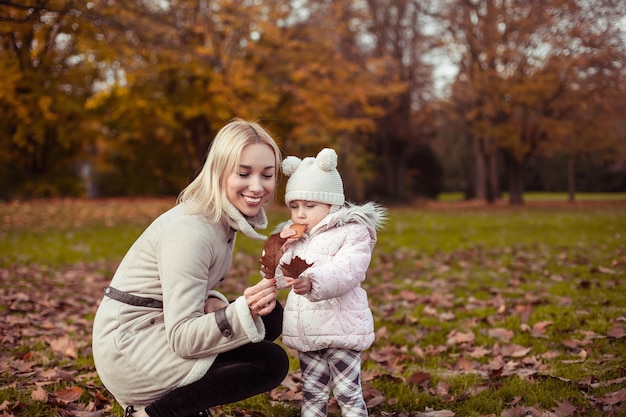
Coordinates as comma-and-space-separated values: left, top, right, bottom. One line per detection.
275, 202, 386, 352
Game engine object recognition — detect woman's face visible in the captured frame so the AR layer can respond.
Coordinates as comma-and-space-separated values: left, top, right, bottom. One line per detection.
226, 143, 276, 217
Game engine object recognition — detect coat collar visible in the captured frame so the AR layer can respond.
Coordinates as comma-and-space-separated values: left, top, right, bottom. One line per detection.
223, 200, 268, 240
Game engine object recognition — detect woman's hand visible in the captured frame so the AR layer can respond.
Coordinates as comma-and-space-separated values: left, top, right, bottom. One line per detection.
204, 297, 228, 314
244, 278, 278, 318
284, 275, 312, 295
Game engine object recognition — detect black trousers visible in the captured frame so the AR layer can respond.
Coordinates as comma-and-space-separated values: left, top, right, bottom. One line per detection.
145, 303, 289, 417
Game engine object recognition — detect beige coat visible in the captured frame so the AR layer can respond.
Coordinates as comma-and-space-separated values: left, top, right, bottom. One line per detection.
92, 202, 268, 408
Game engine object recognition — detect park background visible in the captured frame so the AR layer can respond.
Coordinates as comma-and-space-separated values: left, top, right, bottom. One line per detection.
1, 0, 625, 204
1, 1, 626, 417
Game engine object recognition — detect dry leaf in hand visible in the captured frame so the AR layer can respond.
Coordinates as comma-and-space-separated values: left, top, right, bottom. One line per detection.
280, 256, 312, 278
260, 233, 287, 278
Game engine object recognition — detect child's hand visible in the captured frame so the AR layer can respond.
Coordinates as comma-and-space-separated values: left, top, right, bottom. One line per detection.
279, 224, 306, 251
279, 226, 297, 239
284, 275, 312, 295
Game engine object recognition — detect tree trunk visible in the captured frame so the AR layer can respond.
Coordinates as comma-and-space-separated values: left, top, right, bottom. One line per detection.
473, 136, 487, 200
504, 151, 524, 205
463, 133, 476, 199
341, 137, 365, 202
486, 146, 500, 203
567, 154, 576, 203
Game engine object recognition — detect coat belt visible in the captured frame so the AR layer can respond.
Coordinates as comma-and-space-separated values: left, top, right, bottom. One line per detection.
104, 286, 163, 309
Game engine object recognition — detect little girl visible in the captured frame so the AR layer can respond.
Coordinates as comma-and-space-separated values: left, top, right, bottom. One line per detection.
270, 148, 386, 417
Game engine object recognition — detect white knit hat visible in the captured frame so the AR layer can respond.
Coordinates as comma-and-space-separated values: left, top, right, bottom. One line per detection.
283, 148, 345, 205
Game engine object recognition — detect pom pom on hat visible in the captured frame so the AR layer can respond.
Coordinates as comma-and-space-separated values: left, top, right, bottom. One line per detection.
284, 148, 345, 206
316, 148, 337, 171
281, 156, 301, 176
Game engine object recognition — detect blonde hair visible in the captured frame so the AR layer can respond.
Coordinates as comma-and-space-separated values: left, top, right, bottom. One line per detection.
177, 118, 282, 222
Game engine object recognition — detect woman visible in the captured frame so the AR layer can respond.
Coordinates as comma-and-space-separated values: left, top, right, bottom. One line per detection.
92, 119, 289, 417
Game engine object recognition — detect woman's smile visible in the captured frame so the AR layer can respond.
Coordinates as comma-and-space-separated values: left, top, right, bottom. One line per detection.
226, 143, 276, 217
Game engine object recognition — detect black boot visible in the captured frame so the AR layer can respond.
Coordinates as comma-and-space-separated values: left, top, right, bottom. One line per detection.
124, 405, 136, 417
196, 410, 212, 417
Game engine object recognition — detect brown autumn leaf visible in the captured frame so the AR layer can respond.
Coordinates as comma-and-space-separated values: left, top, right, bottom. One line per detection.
531, 321, 553, 338
48, 335, 77, 359
446, 329, 475, 346
453, 357, 474, 371
552, 399, 577, 416
600, 387, 626, 406
31, 386, 48, 402
363, 384, 384, 408
280, 256, 312, 278
498, 343, 532, 358
421, 410, 455, 417
407, 371, 431, 387
53, 386, 83, 404
260, 233, 287, 279
607, 323, 624, 338
488, 328, 514, 342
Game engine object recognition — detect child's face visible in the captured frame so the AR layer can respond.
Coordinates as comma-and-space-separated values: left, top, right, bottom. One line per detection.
226, 143, 276, 217
288, 200, 331, 234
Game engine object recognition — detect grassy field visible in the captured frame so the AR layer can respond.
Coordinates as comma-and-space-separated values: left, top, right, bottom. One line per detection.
0, 196, 625, 416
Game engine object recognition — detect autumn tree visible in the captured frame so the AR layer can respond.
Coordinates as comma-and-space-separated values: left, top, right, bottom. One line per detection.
359, 0, 439, 201
87, 0, 394, 197
536, 2, 626, 201
443, 0, 626, 204
0, 1, 105, 197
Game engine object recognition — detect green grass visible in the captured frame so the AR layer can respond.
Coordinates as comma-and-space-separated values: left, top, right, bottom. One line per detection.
439, 191, 626, 202
0, 197, 625, 416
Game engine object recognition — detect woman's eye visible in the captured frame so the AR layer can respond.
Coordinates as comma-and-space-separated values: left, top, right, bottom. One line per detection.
262, 174, 274, 179
238, 172, 250, 177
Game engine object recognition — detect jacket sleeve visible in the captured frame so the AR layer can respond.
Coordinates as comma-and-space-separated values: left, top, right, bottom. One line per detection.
305, 223, 374, 302
157, 218, 265, 359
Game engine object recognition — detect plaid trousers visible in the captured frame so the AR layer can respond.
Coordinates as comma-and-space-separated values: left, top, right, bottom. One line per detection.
299, 348, 367, 417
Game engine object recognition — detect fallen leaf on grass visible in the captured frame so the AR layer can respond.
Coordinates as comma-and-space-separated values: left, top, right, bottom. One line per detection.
531, 321, 552, 337
468, 346, 490, 358
488, 328, 514, 342
421, 408, 455, 416
269, 375, 302, 402
600, 387, 626, 406
552, 399, 577, 416
407, 371, 431, 387
48, 335, 77, 359
31, 386, 48, 401
53, 386, 83, 405
363, 385, 384, 408
434, 381, 453, 401
446, 330, 475, 346
607, 323, 624, 338
0, 400, 10, 411
497, 343, 532, 358
453, 357, 474, 371
501, 405, 545, 417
